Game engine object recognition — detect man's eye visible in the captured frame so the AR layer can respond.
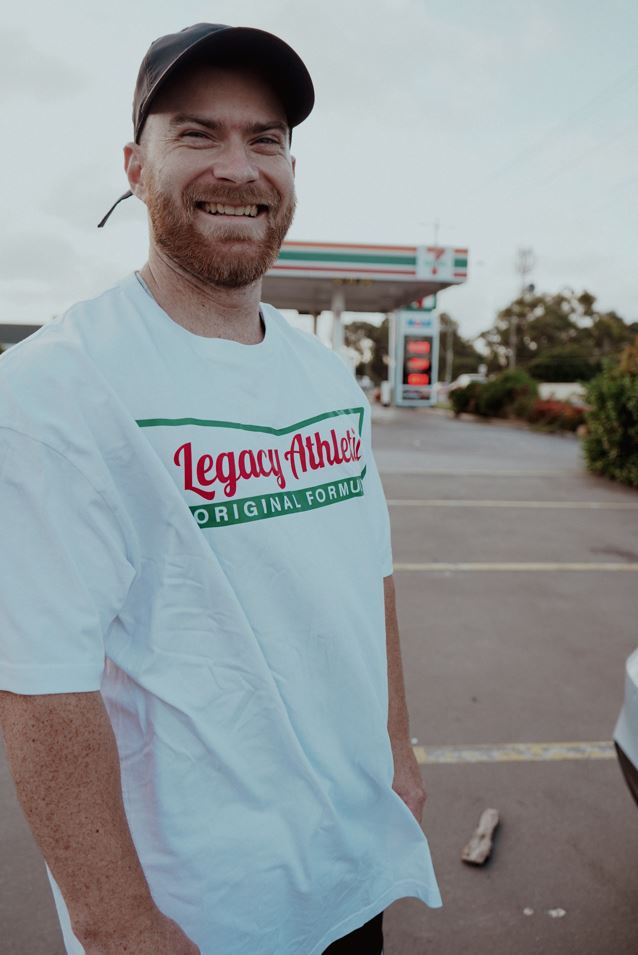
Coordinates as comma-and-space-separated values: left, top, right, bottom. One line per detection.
183, 130, 208, 140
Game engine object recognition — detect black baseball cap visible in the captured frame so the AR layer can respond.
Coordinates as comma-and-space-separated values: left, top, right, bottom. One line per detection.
98, 23, 314, 227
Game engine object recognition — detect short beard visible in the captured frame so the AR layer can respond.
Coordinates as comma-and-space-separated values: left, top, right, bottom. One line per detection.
145, 177, 296, 289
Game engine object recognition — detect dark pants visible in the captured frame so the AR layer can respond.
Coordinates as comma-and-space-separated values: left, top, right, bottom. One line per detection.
322, 911, 384, 954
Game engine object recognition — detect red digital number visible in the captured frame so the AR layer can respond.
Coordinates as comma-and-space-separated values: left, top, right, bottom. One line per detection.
407, 340, 431, 355
407, 357, 431, 371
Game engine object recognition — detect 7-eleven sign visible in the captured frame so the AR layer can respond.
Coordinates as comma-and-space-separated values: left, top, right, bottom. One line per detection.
416, 245, 453, 279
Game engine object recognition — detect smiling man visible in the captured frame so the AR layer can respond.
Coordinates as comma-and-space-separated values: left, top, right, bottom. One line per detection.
0, 23, 440, 955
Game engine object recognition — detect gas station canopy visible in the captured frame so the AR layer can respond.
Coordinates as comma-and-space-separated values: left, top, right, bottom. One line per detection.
0, 241, 468, 348
263, 241, 468, 313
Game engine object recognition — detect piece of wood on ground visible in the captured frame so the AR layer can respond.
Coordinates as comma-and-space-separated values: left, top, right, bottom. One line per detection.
461, 808, 500, 865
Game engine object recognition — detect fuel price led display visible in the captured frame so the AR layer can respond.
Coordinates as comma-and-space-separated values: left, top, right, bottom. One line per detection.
403, 336, 432, 386
407, 340, 431, 355
395, 308, 440, 407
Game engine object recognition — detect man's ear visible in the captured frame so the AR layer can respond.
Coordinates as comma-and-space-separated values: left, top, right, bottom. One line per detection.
291, 154, 296, 178
124, 142, 146, 201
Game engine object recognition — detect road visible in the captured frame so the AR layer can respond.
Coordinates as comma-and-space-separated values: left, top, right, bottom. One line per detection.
1, 408, 637, 954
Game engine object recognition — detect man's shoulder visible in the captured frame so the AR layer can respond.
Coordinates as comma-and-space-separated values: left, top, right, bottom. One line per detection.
0, 275, 135, 379
0, 276, 137, 438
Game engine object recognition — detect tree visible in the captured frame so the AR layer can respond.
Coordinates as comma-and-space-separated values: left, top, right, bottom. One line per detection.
480, 289, 637, 379
527, 346, 600, 382
344, 318, 389, 384
619, 336, 638, 376
576, 310, 638, 360
438, 313, 483, 381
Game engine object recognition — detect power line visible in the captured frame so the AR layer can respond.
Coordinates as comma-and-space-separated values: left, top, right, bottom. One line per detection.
501, 121, 636, 201
583, 174, 638, 220
460, 62, 638, 203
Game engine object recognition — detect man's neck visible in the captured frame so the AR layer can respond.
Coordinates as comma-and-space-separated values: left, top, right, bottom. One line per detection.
139, 248, 264, 344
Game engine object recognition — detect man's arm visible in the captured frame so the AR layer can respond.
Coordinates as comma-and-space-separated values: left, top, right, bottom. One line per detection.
0, 690, 199, 955
384, 575, 428, 824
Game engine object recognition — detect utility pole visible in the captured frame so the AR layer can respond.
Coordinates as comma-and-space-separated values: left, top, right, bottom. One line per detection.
417, 218, 455, 248
384, 311, 396, 407
443, 314, 454, 383
510, 247, 535, 369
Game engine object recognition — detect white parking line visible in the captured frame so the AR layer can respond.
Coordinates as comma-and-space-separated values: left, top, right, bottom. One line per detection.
394, 562, 638, 572
413, 741, 615, 764
388, 499, 638, 509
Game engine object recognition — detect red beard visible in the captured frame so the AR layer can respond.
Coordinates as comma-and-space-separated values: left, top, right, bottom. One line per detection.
145, 178, 296, 289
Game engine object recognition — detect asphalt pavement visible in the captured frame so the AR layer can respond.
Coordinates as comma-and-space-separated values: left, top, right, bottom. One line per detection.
1, 407, 637, 954
374, 407, 638, 955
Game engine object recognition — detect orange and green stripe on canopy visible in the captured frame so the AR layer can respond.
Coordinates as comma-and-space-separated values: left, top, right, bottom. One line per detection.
272, 242, 468, 280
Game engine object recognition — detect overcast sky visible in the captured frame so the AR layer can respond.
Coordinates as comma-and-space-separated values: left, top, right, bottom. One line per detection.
2, 0, 637, 344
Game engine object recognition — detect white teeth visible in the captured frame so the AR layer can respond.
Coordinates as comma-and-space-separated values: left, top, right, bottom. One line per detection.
201, 202, 259, 217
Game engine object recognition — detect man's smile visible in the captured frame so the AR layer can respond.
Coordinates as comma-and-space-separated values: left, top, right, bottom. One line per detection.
195, 201, 268, 218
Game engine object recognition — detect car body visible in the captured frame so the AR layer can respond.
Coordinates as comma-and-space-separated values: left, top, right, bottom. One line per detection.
614, 648, 638, 808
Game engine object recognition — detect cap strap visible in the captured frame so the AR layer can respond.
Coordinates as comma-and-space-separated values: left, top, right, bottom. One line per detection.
97, 190, 134, 228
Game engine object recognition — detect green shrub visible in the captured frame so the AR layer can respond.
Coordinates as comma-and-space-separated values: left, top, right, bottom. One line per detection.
583, 367, 638, 487
450, 381, 482, 416
475, 369, 538, 419
450, 370, 539, 419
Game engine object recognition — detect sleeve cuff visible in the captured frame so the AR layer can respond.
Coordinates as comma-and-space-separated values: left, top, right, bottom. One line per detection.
0, 661, 104, 695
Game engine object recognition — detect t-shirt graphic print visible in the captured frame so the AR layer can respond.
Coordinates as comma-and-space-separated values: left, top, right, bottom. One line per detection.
140, 407, 366, 530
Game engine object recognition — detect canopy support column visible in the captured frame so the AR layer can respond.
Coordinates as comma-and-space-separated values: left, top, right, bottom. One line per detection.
331, 286, 345, 354
383, 311, 396, 406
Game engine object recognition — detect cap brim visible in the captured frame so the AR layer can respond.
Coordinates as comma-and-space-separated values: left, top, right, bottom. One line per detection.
135, 25, 314, 142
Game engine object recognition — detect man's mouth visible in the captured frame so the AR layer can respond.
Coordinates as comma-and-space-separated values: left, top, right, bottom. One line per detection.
196, 201, 267, 218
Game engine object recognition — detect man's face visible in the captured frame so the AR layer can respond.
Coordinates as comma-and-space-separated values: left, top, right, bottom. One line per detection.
128, 63, 296, 288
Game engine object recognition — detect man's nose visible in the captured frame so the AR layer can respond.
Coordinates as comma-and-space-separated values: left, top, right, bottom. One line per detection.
212, 141, 259, 184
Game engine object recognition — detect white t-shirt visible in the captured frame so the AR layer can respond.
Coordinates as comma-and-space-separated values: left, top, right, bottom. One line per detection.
0, 273, 441, 954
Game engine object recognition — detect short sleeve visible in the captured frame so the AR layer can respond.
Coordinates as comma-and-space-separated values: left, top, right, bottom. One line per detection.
362, 402, 394, 578
0, 428, 136, 694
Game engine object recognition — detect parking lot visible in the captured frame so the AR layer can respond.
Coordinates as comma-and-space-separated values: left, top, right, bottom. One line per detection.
375, 408, 638, 955
1, 407, 638, 954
